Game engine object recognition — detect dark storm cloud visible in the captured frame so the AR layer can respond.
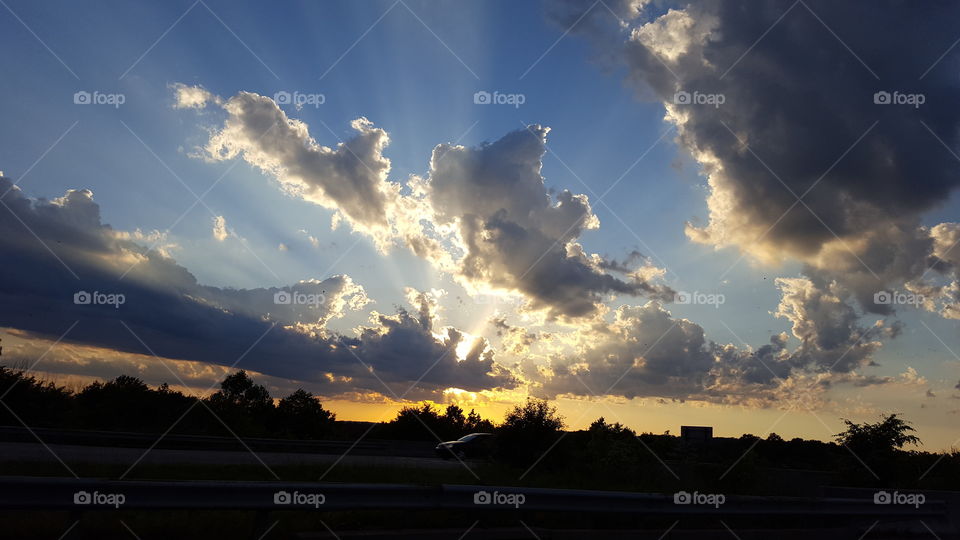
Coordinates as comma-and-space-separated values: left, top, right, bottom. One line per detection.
540, 0, 960, 393
549, 0, 960, 304
0, 178, 515, 398
556, 0, 960, 258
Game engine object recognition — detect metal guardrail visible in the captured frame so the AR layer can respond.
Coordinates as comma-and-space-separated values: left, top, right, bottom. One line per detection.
0, 477, 948, 519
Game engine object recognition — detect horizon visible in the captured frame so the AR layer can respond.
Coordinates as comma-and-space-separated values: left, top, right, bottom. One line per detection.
3, 361, 943, 450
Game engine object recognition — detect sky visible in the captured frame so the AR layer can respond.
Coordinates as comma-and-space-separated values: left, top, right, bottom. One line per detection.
1, 0, 959, 450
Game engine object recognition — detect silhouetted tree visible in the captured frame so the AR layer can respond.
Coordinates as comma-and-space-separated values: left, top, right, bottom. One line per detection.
206, 370, 274, 435
443, 404, 466, 432
832, 413, 922, 483
75, 375, 150, 430
465, 408, 495, 432
582, 417, 641, 479
496, 398, 565, 467
0, 366, 71, 427
276, 389, 335, 439
835, 413, 920, 455
208, 371, 272, 412
380, 402, 497, 440
384, 403, 447, 440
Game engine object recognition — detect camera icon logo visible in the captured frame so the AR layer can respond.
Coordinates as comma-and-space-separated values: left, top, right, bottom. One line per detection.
473, 91, 491, 105
274, 491, 291, 505
874, 490, 891, 504
675, 291, 692, 305
673, 491, 691, 504
274, 91, 292, 105
873, 91, 891, 105
473, 490, 491, 504
73, 91, 91, 105
673, 91, 691, 105
74, 291, 92, 305
873, 291, 892, 305
74, 491, 91, 505
274, 291, 292, 305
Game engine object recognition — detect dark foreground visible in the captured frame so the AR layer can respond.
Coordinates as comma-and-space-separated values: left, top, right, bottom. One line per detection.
1, 476, 957, 539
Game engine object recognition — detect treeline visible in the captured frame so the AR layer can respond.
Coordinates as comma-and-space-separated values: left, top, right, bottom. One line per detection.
0, 366, 503, 442
2, 366, 958, 491
0, 367, 336, 439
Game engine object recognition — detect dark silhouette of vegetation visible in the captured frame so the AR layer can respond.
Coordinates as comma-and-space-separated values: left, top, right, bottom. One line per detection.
73, 375, 195, 432
832, 413, 923, 485
0, 366, 334, 439
1, 365, 958, 493
377, 403, 492, 441
495, 397, 565, 467
276, 389, 336, 439
581, 417, 642, 478
206, 370, 276, 436
0, 366, 71, 427
835, 413, 921, 454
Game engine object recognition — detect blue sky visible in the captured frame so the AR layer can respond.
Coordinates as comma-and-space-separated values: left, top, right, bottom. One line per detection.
2, 0, 959, 448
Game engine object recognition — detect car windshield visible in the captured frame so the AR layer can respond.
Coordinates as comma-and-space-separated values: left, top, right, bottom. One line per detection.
457, 434, 485, 442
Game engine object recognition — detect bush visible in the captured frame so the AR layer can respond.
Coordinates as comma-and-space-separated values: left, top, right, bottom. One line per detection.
495, 398, 565, 468
275, 389, 336, 439
0, 367, 71, 427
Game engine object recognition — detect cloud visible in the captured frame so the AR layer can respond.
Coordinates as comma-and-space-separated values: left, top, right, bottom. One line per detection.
189, 90, 434, 254
914, 223, 960, 320
773, 276, 891, 373
489, 315, 538, 355
552, 1, 960, 309
540, 301, 716, 400
0, 176, 516, 399
171, 83, 220, 109
424, 125, 675, 319
545, 0, 960, 391
180, 86, 673, 320
342, 305, 516, 399
536, 293, 901, 405
212, 215, 229, 241
611, 0, 960, 262
535, 300, 794, 403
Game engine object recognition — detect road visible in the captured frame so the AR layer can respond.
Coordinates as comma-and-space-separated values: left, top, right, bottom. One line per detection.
0, 441, 464, 469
